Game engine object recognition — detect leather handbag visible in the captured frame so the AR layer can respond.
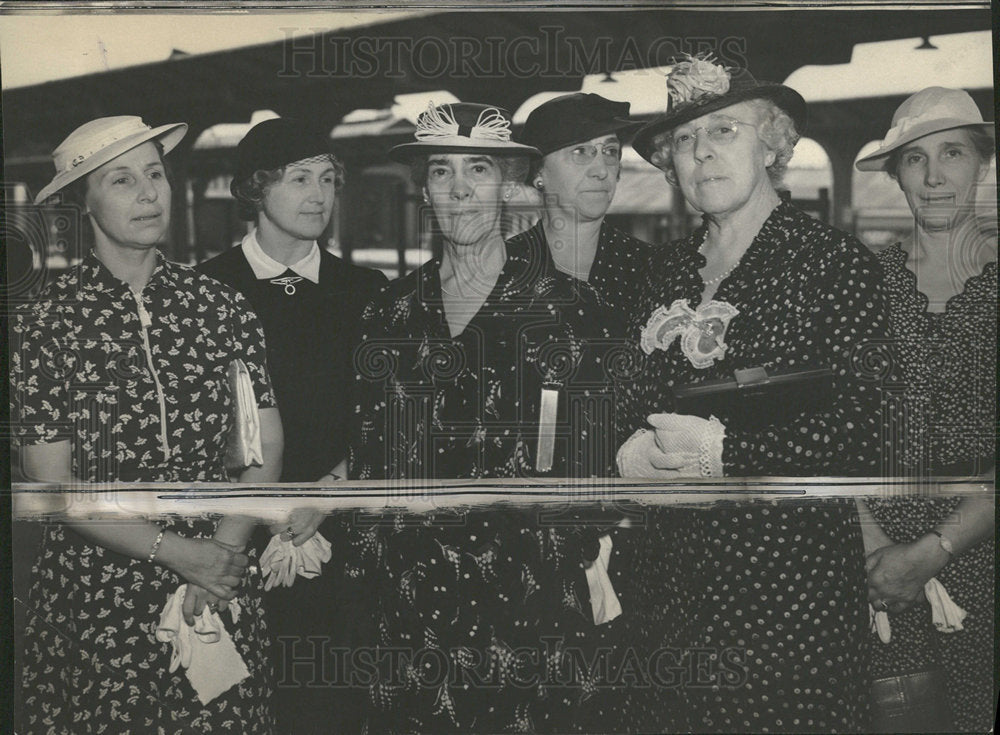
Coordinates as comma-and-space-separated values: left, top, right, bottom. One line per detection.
671, 365, 834, 430
870, 669, 954, 733
224, 359, 264, 473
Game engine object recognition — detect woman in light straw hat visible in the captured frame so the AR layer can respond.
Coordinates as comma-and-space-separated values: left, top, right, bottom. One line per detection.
615, 55, 892, 732
346, 101, 622, 733
13, 116, 282, 732
855, 87, 995, 733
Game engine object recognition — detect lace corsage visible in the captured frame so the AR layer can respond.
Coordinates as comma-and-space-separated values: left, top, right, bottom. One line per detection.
640, 298, 739, 368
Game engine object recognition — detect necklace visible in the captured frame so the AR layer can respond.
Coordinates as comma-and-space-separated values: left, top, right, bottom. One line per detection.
698, 231, 741, 288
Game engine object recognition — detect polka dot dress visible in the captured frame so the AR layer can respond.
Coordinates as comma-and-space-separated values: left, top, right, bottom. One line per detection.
507, 220, 654, 321
865, 243, 996, 733
616, 201, 891, 732
876, 243, 996, 474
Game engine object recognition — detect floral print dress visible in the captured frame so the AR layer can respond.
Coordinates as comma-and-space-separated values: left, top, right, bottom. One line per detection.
347, 237, 624, 733
616, 201, 892, 732
11, 252, 277, 734
865, 243, 996, 732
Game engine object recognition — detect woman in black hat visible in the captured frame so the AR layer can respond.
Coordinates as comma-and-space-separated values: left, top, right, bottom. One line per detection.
616, 56, 892, 731
198, 117, 388, 735
516, 93, 652, 318
346, 101, 622, 733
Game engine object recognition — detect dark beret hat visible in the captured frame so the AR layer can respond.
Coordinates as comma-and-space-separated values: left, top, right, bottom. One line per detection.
519, 93, 641, 156
232, 118, 333, 191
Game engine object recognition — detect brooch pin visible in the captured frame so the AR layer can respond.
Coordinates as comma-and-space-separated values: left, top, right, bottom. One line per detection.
640, 298, 739, 368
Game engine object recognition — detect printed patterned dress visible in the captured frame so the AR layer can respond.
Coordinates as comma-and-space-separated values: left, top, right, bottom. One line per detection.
865, 243, 996, 732
347, 237, 625, 734
11, 252, 277, 734
617, 201, 892, 732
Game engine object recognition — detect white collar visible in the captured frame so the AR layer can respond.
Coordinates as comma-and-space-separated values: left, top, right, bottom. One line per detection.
241, 229, 321, 283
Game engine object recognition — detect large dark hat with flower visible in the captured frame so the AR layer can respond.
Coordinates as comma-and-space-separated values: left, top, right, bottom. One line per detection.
632, 54, 807, 164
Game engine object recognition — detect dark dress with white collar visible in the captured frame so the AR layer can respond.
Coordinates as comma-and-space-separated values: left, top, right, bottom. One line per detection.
198, 243, 387, 735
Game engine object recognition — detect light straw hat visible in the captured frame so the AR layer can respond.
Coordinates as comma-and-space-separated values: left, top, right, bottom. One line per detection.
855, 87, 993, 172
34, 116, 187, 204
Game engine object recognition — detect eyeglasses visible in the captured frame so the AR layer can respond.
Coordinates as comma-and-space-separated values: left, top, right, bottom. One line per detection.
568, 143, 622, 166
671, 120, 756, 152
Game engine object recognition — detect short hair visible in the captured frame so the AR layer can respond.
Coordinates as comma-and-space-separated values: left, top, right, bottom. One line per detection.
885, 126, 996, 180
231, 153, 346, 221
409, 153, 530, 187
650, 98, 800, 188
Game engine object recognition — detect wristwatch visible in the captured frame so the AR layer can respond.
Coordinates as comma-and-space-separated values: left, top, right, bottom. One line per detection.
928, 530, 954, 556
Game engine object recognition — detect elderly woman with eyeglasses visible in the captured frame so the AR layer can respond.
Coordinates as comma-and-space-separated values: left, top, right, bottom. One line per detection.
345, 102, 623, 733
854, 87, 996, 733
615, 57, 892, 732
13, 117, 282, 732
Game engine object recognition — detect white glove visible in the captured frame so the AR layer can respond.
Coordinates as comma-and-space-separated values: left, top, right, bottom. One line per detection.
617, 428, 687, 479
647, 413, 726, 478
260, 532, 333, 591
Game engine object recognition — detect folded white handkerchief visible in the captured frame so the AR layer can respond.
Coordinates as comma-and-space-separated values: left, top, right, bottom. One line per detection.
584, 534, 623, 626
925, 577, 967, 633
869, 605, 892, 644
870, 577, 967, 644
260, 531, 333, 591
155, 584, 250, 705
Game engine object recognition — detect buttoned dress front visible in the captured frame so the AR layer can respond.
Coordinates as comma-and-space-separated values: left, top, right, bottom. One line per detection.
12, 252, 278, 733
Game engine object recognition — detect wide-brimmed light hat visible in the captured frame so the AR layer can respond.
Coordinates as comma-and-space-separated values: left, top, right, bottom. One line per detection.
855, 87, 994, 172
389, 102, 540, 163
632, 54, 807, 164
34, 116, 187, 204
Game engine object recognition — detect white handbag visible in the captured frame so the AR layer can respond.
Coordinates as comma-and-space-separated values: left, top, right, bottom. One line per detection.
224, 359, 264, 473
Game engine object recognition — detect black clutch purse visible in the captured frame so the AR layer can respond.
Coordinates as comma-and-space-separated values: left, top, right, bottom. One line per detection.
671, 365, 835, 430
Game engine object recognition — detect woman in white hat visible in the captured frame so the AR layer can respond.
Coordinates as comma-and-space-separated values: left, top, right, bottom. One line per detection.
12, 116, 283, 732
855, 87, 995, 732
346, 102, 622, 733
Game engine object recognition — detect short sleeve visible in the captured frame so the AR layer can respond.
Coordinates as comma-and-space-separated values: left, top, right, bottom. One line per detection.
226, 289, 276, 409
10, 307, 74, 445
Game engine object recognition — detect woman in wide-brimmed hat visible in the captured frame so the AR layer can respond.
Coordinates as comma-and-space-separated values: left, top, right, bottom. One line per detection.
13, 116, 283, 732
615, 55, 892, 731
855, 87, 995, 733
345, 101, 623, 733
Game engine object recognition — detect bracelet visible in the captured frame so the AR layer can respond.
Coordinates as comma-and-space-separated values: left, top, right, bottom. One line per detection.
147, 528, 165, 563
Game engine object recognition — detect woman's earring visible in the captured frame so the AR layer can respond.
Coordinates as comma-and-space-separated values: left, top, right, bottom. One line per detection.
534, 178, 544, 190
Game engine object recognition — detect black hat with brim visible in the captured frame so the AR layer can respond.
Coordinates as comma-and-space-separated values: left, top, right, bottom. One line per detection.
632, 68, 807, 164
390, 102, 540, 163
520, 92, 642, 156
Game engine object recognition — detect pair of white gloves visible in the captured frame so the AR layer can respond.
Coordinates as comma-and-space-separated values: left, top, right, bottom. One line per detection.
617, 413, 726, 478
870, 578, 967, 644
260, 531, 332, 590
156, 585, 249, 705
